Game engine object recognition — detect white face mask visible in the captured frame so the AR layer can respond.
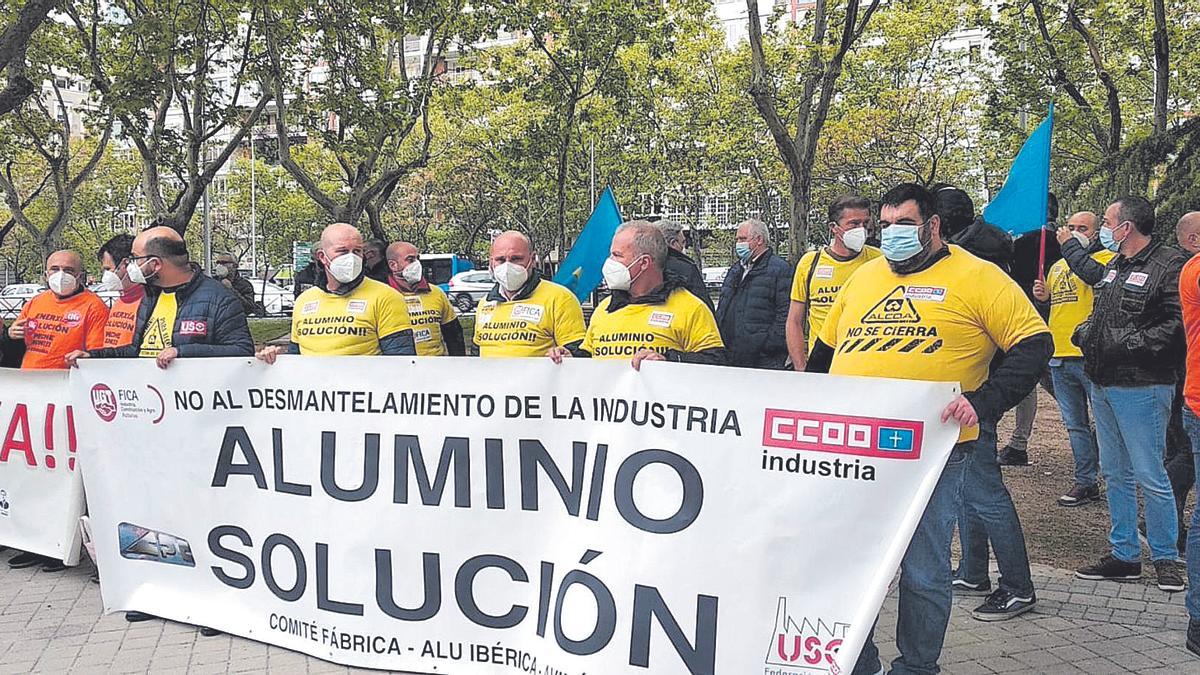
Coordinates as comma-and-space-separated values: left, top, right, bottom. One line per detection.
400, 260, 423, 285
1071, 231, 1090, 248
841, 226, 867, 253
213, 263, 232, 279
47, 271, 78, 296
602, 257, 643, 292
493, 261, 529, 293
99, 269, 123, 292
126, 258, 151, 285
326, 252, 363, 284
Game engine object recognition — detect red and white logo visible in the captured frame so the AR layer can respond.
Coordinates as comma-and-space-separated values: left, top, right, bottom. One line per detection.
763, 409, 923, 459
764, 597, 848, 671
64, 310, 82, 327
179, 320, 208, 336
91, 384, 118, 422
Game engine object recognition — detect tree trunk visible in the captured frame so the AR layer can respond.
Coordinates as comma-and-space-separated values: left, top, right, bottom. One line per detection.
365, 202, 388, 242
554, 101, 577, 264
788, 168, 811, 264
1152, 0, 1169, 135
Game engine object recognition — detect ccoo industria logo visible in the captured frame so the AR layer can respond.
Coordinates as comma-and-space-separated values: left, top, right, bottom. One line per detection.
765, 597, 849, 672
762, 409, 923, 460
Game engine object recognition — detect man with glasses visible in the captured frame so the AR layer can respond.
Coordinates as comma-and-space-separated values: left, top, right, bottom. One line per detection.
807, 183, 1051, 674
1074, 196, 1189, 592
786, 195, 881, 371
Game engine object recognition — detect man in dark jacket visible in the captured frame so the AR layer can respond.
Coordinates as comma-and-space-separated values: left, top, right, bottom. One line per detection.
715, 218, 790, 369
935, 184, 1014, 272
1074, 196, 1188, 592
655, 219, 714, 310
66, 227, 254, 368
363, 238, 391, 283
213, 252, 265, 317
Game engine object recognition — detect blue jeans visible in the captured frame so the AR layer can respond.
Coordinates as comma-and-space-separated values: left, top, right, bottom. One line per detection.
1050, 359, 1099, 487
853, 444, 969, 675
955, 422, 1035, 597
1090, 383, 1178, 562
1183, 407, 1200, 620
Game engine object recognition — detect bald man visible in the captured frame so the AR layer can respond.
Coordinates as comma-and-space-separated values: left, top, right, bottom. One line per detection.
1175, 212, 1200, 652
1036, 212, 1114, 506
67, 226, 253, 369
9, 249, 108, 370
474, 230, 585, 357
258, 223, 415, 361
385, 241, 464, 356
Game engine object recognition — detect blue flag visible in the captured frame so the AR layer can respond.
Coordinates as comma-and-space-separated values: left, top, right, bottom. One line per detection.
554, 187, 623, 301
983, 105, 1054, 236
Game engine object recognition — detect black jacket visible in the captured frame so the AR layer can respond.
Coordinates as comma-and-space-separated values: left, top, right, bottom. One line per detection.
1012, 226, 1063, 318
1059, 236, 1108, 286
949, 217, 1013, 273
715, 248, 791, 369
664, 248, 713, 311
224, 273, 265, 317
1075, 240, 1187, 387
91, 268, 254, 359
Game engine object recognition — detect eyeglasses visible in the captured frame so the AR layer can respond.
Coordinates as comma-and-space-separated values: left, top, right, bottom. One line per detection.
877, 218, 930, 229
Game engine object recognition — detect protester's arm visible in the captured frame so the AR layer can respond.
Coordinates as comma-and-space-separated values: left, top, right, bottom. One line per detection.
665, 347, 725, 365
176, 297, 254, 357
963, 332, 1053, 423
805, 339, 834, 374
84, 300, 110, 350
785, 301, 808, 371
441, 318, 466, 356
1059, 238, 1106, 286
380, 329, 417, 355
553, 294, 588, 349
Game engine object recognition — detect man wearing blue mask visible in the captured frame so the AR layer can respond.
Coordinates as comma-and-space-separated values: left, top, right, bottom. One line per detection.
1074, 196, 1189, 593
807, 183, 1052, 675
714, 218, 792, 368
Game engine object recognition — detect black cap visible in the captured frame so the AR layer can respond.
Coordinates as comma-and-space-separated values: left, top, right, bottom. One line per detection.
932, 184, 975, 239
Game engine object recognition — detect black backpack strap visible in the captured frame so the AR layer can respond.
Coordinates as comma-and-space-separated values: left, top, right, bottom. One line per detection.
802, 248, 823, 336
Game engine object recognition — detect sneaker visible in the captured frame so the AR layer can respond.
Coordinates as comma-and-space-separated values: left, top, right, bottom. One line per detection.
1188, 620, 1200, 657
1058, 484, 1101, 507
8, 552, 43, 569
125, 611, 154, 623
952, 578, 993, 596
998, 446, 1029, 466
40, 558, 65, 573
1154, 560, 1185, 592
972, 588, 1037, 621
1076, 554, 1142, 581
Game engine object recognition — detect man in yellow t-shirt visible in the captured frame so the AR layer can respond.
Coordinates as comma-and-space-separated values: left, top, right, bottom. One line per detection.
257, 223, 415, 363
785, 195, 882, 370
473, 231, 585, 357
549, 221, 724, 369
808, 184, 1052, 674
1033, 211, 1114, 506
385, 241, 464, 356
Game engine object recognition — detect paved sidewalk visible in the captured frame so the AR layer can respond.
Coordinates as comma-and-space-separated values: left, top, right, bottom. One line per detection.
1, 558, 1198, 674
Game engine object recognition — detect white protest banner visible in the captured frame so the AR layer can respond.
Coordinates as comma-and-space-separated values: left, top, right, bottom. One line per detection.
73, 356, 959, 674
0, 369, 85, 564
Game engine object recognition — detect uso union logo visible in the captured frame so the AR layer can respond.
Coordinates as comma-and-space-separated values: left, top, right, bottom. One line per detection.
91, 384, 118, 422
764, 597, 849, 673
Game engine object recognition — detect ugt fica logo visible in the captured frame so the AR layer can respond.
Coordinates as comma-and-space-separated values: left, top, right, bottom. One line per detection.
90, 384, 117, 422
90, 384, 165, 424
765, 597, 848, 672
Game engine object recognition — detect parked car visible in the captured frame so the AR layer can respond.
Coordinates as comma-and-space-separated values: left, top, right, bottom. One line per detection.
447, 270, 494, 313
247, 279, 295, 316
702, 266, 730, 291
0, 284, 45, 320
422, 254, 476, 292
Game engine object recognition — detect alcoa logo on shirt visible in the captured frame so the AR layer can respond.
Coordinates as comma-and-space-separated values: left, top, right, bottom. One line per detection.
762, 409, 923, 459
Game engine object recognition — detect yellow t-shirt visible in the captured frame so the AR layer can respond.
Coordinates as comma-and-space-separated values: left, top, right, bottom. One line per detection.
138, 291, 177, 358
819, 246, 1048, 442
791, 246, 882, 352
582, 288, 724, 359
1046, 250, 1116, 358
398, 285, 458, 357
474, 280, 586, 358
292, 278, 413, 355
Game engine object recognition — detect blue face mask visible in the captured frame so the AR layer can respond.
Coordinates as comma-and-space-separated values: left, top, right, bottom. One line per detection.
735, 242, 752, 260
881, 224, 924, 262
1098, 225, 1122, 253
